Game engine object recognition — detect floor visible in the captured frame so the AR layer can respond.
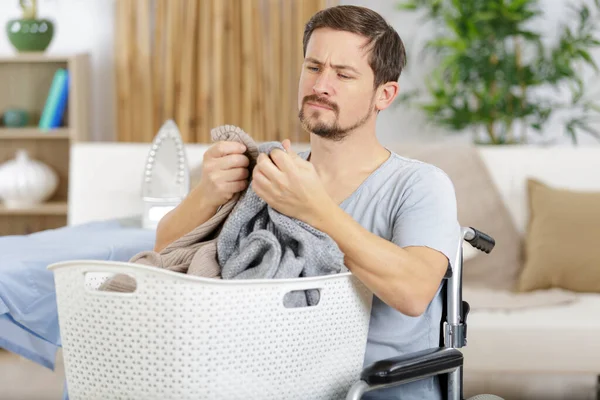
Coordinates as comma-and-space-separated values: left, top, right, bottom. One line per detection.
464, 371, 599, 400
0, 349, 65, 400
1, 348, 598, 399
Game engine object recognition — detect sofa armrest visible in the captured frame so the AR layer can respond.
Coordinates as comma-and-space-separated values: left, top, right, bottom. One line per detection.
361, 347, 463, 386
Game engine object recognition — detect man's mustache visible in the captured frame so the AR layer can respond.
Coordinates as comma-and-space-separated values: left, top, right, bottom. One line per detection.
302, 95, 339, 114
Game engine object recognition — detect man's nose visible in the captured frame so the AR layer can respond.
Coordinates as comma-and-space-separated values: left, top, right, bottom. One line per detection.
312, 72, 333, 97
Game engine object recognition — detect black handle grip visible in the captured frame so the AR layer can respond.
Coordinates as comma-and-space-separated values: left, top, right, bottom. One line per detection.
466, 228, 495, 254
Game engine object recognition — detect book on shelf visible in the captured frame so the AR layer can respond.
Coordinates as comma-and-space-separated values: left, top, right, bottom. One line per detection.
39, 68, 69, 130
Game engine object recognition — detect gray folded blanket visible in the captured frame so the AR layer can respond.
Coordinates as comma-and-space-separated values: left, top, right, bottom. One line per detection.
101, 125, 347, 308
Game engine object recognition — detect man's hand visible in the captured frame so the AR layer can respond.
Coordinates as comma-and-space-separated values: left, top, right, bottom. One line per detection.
197, 141, 250, 208
252, 140, 334, 225
154, 140, 249, 252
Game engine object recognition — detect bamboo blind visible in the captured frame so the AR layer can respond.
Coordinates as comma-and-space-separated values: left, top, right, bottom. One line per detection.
114, 0, 338, 143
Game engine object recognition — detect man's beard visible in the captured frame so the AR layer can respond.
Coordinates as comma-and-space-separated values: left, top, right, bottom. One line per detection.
298, 94, 375, 142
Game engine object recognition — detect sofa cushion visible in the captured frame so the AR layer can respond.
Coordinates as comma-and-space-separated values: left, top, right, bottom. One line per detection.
518, 179, 600, 293
462, 293, 600, 373
392, 144, 523, 290
463, 286, 578, 310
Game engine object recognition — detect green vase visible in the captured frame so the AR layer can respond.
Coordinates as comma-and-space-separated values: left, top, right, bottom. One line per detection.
6, 18, 54, 52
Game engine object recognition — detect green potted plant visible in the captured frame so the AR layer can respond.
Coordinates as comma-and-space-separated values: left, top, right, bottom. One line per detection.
397, 0, 600, 145
6, 0, 54, 52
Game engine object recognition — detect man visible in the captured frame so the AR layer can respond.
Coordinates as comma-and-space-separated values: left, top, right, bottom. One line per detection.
155, 5, 460, 399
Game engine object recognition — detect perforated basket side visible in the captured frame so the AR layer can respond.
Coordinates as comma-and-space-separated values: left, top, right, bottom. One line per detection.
50, 260, 373, 400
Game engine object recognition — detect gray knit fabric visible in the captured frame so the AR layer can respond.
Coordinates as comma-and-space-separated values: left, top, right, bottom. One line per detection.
100, 127, 348, 306
217, 142, 348, 307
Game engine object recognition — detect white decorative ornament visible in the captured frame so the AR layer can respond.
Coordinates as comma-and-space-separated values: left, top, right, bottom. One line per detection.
0, 149, 59, 208
141, 120, 190, 230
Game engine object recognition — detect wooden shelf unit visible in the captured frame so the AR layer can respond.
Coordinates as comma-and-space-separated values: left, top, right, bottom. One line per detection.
0, 201, 68, 216
0, 53, 90, 236
0, 127, 70, 139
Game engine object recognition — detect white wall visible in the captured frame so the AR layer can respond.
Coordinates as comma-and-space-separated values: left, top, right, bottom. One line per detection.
1, 0, 599, 146
0, 0, 116, 142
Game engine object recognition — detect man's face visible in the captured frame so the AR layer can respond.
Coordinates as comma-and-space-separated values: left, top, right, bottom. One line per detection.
298, 28, 378, 141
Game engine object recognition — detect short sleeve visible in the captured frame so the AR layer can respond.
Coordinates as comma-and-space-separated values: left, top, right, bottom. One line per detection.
391, 166, 461, 266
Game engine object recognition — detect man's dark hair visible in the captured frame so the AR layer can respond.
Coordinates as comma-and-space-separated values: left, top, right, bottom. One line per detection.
302, 5, 407, 88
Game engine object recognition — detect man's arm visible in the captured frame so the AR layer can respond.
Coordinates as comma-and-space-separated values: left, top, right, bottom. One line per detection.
252, 144, 459, 317
310, 168, 459, 317
310, 205, 450, 317
154, 186, 219, 252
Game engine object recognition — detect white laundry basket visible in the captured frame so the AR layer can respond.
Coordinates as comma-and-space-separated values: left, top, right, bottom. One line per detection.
49, 260, 374, 400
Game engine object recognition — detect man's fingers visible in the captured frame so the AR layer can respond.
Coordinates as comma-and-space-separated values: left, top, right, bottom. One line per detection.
207, 141, 247, 158
269, 148, 294, 173
281, 139, 298, 158
282, 139, 292, 152
251, 168, 269, 193
215, 154, 250, 170
257, 153, 285, 182
218, 167, 249, 182
226, 179, 248, 193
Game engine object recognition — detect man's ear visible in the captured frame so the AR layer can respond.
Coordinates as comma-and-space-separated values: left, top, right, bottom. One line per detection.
375, 81, 400, 112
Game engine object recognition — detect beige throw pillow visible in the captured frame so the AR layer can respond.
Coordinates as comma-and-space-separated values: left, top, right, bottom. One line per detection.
517, 179, 600, 293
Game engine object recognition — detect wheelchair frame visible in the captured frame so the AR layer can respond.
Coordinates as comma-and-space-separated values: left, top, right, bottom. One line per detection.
346, 227, 496, 400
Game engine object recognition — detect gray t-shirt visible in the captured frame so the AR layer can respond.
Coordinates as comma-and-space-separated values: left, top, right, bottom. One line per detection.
301, 149, 461, 400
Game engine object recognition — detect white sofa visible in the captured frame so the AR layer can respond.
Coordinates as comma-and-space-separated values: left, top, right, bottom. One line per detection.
461, 147, 600, 399
68, 142, 600, 399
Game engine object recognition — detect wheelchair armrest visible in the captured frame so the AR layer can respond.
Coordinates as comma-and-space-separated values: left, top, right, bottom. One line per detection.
360, 347, 463, 386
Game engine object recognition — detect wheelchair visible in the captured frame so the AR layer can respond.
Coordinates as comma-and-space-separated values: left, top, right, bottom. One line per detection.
49, 226, 501, 400
346, 226, 502, 400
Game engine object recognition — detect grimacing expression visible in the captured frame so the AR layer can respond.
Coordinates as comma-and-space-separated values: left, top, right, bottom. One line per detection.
298, 28, 378, 141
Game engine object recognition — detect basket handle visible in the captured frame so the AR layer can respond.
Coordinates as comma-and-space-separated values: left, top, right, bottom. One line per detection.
49, 260, 156, 297
276, 273, 355, 310
83, 270, 139, 295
